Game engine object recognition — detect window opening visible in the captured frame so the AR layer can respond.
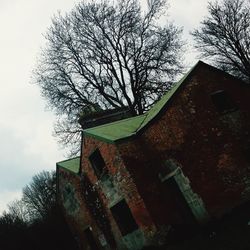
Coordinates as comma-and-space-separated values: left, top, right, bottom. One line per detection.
110, 200, 138, 236
89, 149, 106, 179
84, 227, 99, 250
211, 90, 237, 113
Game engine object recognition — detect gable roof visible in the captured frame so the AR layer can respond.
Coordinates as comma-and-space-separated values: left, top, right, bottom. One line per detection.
56, 157, 80, 174
83, 61, 200, 143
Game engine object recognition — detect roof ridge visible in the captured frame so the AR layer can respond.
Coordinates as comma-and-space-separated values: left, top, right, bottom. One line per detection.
83, 61, 201, 143
57, 157, 81, 174
84, 113, 147, 132
56, 156, 80, 165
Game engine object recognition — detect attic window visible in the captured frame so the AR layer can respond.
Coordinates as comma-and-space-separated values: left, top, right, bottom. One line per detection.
211, 90, 237, 113
89, 149, 106, 179
110, 200, 138, 236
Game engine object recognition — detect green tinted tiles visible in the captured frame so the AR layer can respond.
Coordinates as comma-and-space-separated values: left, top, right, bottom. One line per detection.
57, 157, 80, 174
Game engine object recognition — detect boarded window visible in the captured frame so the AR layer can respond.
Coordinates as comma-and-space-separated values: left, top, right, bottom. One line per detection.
110, 200, 138, 236
89, 149, 106, 179
211, 90, 237, 113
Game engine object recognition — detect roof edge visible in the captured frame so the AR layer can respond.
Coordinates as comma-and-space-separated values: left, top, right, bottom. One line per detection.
56, 156, 81, 175
82, 61, 204, 143
56, 156, 80, 165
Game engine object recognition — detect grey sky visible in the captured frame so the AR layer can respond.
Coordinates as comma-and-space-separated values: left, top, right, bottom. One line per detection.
0, 0, 210, 214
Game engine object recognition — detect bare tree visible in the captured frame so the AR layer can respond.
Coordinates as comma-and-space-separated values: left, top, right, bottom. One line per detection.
0, 211, 27, 228
34, 0, 184, 155
192, 0, 250, 83
53, 115, 82, 156
7, 199, 30, 223
22, 171, 56, 220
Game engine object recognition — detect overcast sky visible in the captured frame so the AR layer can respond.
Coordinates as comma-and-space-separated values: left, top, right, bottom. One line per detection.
0, 0, 210, 214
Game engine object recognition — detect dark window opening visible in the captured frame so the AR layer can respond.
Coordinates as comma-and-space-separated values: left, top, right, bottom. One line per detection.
84, 227, 99, 250
244, 143, 250, 163
163, 177, 195, 224
89, 149, 106, 179
211, 90, 237, 113
110, 200, 138, 236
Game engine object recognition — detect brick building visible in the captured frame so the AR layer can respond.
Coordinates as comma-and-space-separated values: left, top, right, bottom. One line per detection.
56, 61, 250, 249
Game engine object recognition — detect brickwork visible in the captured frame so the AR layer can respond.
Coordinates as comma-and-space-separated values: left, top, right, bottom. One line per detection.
117, 63, 250, 226
57, 167, 106, 249
80, 136, 157, 248
57, 62, 250, 249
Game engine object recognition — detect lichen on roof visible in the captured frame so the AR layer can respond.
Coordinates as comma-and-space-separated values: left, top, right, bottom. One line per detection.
83, 61, 200, 143
57, 157, 80, 174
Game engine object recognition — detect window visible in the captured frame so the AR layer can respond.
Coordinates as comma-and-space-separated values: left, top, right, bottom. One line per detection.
110, 200, 138, 236
84, 227, 98, 250
89, 149, 106, 179
211, 90, 237, 113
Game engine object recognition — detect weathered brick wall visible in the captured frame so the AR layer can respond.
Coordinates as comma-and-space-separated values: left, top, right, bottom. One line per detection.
61, 62, 250, 248
117, 137, 184, 227
57, 167, 105, 249
79, 136, 157, 248
117, 63, 250, 226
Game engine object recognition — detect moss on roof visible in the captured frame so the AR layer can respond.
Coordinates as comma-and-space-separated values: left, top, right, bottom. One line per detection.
83, 62, 200, 143
57, 157, 80, 174
84, 114, 147, 143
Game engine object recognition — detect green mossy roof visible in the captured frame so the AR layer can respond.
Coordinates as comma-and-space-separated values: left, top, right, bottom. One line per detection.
57, 157, 80, 174
83, 62, 199, 143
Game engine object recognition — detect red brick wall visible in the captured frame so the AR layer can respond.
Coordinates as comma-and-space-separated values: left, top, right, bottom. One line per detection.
67, 62, 250, 246
117, 63, 250, 226
80, 136, 157, 246
57, 168, 104, 249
